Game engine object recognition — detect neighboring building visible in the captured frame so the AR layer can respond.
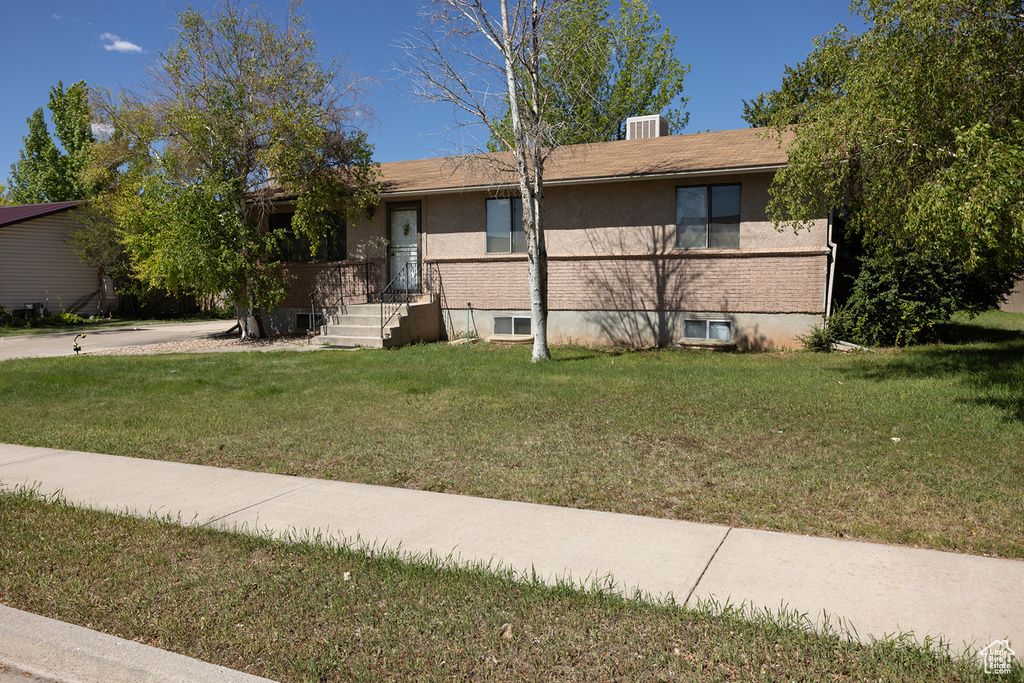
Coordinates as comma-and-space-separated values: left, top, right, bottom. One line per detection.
1000, 281, 1024, 315
0, 201, 116, 318
269, 123, 832, 350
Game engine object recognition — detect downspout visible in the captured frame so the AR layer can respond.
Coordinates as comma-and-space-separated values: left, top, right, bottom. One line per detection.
825, 209, 838, 319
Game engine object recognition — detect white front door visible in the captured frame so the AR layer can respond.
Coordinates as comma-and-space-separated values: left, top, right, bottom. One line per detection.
388, 204, 419, 290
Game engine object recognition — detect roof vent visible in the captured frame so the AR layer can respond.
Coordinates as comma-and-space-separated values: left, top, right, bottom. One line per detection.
626, 114, 668, 140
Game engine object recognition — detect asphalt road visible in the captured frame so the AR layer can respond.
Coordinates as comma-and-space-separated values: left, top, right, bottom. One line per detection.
0, 321, 236, 361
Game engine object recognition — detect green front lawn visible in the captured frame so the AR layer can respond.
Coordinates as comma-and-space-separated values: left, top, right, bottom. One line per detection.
1, 311, 1022, 558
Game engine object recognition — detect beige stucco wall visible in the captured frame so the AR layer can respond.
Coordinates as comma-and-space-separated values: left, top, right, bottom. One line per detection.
349, 171, 827, 273
348, 206, 390, 264
402, 171, 826, 259
546, 173, 826, 255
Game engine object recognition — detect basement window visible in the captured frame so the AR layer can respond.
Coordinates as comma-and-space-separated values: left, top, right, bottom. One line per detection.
684, 319, 732, 341
296, 313, 325, 332
493, 315, 532, 336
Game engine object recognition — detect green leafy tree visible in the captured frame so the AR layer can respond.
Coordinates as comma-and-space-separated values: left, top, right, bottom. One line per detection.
741, 29, 852, 128
762, 0, 1024, 344
65, 196, 146, 313
93, 0, 379, 338
7, 81, 96, 204
490, 0, 689, 148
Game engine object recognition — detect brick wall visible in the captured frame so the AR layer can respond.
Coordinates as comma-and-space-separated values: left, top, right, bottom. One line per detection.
278, 260, 383, 308
427, 250, 827, 315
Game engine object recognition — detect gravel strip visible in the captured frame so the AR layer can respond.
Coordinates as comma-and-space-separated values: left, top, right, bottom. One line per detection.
90, 335, 316, 356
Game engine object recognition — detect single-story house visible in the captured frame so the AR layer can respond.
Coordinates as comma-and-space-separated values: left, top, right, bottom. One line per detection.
0, 201, 116, 318
266, 119, 832, 350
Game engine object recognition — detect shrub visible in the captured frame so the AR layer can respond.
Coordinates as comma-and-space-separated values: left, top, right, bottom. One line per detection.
799, 319, 836, 352
55, 311, 87, 326
20, 311, 89, 328
827, 253, 1009, 347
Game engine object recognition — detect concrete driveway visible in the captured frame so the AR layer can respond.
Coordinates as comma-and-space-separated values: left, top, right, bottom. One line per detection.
0, 321, 236, 361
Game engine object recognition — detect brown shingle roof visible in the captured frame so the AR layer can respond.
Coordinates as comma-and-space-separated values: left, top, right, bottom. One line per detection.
379, 127, 791, 195
0, 201, 82, 229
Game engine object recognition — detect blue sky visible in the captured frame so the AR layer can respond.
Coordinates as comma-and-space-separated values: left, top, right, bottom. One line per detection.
0, 0, 860, 184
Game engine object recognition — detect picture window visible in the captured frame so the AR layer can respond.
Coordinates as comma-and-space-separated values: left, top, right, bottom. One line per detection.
676, 184, 740, 249
271, 212, 346, 262
486, 197, 526, 253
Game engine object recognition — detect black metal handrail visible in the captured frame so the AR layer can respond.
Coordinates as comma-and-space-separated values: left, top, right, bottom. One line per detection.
309, 262, 372, 336
379, 262, 412, 340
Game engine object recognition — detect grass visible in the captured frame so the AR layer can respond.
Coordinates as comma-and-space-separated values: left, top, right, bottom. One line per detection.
0, 487, 1004, 682
0, 311, 1023, 559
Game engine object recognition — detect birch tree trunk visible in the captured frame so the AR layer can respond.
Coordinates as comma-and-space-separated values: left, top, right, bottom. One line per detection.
527, 171, 550, 361
404, 0, 557, 361
501, 0, 551, 362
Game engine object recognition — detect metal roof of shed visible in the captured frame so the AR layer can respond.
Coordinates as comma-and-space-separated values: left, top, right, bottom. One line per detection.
0, 201, 82, 229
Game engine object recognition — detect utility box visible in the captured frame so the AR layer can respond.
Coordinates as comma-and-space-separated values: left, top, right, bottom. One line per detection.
625, 114, 669, 140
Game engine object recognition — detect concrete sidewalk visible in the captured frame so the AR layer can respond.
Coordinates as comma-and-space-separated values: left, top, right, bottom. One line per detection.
1, 444, 1021, 679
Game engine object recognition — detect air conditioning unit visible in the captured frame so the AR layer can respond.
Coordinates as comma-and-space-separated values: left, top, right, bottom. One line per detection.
625, 114, 668, 140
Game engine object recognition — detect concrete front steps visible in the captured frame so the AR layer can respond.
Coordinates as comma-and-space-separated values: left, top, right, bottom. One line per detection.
316, 297, 439, 349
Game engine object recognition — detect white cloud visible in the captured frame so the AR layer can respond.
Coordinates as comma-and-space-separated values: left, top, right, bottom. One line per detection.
91, 122, 115, 137
100, 32, 143, 53
52, 13, 63, 21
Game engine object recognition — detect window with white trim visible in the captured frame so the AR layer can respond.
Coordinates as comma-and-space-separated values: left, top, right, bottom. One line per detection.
676, 184, 741, 249
684, 319, 732, 341
486, 197, 526, 253
493, 315, 532, 336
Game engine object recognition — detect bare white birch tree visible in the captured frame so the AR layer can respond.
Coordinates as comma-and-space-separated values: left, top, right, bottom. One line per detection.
402, 0, 575, 362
